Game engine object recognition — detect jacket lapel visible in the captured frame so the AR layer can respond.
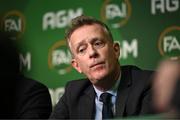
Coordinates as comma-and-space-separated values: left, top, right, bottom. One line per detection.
115, 66, 132, 117
79, 84, 96, 119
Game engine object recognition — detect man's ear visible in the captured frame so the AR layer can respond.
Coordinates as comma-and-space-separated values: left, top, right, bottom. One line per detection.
113, 43, 120, 58
71, 59, 82, 73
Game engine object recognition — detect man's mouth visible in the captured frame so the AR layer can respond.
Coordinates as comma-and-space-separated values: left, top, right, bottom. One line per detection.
90, 62, 105, 68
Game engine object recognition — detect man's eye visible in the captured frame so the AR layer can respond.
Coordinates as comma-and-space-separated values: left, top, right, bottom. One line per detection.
79, 48, 85, 53
78, 46, 86, 54
94, 41, 105, 48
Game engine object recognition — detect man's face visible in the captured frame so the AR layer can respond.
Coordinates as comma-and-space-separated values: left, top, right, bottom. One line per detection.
69, 24, 120, 85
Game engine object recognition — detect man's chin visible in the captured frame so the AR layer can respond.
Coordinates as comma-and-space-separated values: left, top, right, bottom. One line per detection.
91, 73, 108, 83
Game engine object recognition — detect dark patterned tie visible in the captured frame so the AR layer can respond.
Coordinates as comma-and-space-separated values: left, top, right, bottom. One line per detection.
100, 93, 113, 119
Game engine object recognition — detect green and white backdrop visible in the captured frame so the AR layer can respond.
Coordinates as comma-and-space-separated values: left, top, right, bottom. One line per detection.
0, 0, 179, 106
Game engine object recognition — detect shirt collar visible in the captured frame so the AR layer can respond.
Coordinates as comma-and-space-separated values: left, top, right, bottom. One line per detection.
93, 71, 121, 101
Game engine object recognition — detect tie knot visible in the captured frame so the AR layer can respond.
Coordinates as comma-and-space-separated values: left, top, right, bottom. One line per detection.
100, 93, 112, 104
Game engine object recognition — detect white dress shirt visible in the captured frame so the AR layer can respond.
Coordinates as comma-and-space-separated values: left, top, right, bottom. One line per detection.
93, 73, 121, 120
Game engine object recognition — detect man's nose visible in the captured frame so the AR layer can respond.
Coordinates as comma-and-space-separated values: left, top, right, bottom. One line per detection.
88, 45, 98, 58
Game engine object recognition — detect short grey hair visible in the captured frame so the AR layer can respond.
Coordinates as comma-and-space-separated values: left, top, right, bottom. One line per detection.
65, 15, 114, 57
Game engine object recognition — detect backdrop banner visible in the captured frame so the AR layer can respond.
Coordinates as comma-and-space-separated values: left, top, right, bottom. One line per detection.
0, 0, 179, 105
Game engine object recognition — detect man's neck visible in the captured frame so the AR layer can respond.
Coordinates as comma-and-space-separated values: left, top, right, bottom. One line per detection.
94, 65, 121, 92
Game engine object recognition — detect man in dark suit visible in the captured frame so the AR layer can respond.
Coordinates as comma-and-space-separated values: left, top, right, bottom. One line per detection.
50, 15, 154, 119
0, 31, 52, 118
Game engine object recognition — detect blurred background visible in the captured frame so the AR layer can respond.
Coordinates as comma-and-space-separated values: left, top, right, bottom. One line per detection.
0, 0, 179, 106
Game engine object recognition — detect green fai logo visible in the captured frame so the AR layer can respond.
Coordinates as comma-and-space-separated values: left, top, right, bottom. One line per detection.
158, 26, 180, 60
101, 0, 131, 28
48, 40, 72, 75
1, 10, 25, 40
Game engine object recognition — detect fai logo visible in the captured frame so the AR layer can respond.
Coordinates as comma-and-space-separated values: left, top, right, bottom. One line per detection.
101, 0, 131, 28
158, 26, 180, 60
1, 10, 25, 40
48, 40, 72, 75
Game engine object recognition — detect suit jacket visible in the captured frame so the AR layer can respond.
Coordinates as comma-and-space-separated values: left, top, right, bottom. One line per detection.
0, 75, 52, 119
50, 65, 154, 119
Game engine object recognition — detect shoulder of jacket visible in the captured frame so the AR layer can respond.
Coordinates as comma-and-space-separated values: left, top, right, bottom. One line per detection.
121, 65, 154, 74
122, 65, 154, 85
